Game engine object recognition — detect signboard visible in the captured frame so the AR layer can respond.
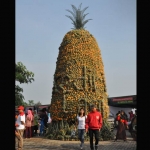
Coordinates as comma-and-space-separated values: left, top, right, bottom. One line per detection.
108, 95, 136, 108
112, 97, 133, 104
38, 105, 48, 108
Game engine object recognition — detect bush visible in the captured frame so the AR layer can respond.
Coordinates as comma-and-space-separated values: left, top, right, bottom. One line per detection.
57, 135, 64, 140
46, 120, 114, 141
47, 134, 53, 139
99, 120, 115, 140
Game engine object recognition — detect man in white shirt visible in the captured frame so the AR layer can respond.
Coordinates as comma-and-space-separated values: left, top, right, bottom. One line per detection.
15, 106, 25, 150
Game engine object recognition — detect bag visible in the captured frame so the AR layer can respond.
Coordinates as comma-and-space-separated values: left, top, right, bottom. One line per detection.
116, 121, 118, 125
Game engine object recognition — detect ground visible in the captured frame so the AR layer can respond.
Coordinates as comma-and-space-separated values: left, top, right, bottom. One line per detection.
23, 138, 136, 150
20, 129, 136, 150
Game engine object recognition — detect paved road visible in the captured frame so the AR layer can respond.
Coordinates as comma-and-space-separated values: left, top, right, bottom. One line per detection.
23, 138, 136, 150
16, 129, 136, 150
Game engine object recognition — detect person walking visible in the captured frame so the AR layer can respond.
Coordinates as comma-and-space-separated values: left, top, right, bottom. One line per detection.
85, 104, 103, 150
15, 106, 25, 150
77, 108, 87, 150
114, 110, 128, 142
25, 110, 33, 139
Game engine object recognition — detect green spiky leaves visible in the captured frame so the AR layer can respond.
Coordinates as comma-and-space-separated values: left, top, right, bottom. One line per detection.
66, 3, 92, 29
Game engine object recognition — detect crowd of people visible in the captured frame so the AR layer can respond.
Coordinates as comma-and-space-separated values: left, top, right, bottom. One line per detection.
15, 104, 136, 150
15, 104, 103, 150
114, 109, 137, 142
15, 106, 51, 150
115, 110, 135, 122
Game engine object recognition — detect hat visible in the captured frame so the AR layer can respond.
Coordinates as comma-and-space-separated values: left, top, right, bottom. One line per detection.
90, 104, 96, 108
18, 106, 24, 110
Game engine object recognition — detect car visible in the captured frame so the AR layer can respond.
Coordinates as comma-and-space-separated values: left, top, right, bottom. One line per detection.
107, 112, 115, 131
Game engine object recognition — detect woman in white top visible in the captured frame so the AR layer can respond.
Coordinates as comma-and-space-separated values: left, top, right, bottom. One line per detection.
77, 108, 87, 150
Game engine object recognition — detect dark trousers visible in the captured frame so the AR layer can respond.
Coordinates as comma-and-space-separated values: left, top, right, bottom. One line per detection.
34, 125, 38, 135
89, 129, 99, 149
31, 126, 34, 137
26, 127, 31, 138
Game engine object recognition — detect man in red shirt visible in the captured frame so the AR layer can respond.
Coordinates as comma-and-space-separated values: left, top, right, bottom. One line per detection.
85, 104, 103, 150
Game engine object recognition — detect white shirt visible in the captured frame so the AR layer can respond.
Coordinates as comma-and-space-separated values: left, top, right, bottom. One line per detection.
16, 114, 25, 130
77, 115, 87, 129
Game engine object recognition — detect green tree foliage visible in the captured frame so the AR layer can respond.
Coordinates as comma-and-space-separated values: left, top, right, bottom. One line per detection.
16, 62, 34, 84
28, 100, 35, 106
15, 62, 34, 106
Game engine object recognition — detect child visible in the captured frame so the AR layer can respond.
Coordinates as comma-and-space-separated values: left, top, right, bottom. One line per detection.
38, 119, 41, 136
71, 126, 76, 138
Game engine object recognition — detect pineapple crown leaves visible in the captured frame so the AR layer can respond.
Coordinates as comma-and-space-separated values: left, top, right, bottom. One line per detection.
66, 3, 92, 29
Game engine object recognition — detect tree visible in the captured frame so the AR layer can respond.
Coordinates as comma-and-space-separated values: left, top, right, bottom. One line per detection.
15, 62, 35, 106
28, 100, 35, 106
20, 100, 42, 107
35, 101, 42, 106
16, 62, 34, 84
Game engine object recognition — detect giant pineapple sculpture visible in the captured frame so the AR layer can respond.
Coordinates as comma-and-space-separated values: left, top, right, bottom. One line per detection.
48, 4, 112, 140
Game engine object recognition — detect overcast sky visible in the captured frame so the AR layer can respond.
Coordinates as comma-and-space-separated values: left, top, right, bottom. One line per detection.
16, 0, 136, 105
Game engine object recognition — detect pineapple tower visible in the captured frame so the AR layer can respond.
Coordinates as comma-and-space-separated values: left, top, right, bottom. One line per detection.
50, 4, 109, 125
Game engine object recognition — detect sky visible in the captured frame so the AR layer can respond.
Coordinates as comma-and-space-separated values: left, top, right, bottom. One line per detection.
16, 0, 136, 105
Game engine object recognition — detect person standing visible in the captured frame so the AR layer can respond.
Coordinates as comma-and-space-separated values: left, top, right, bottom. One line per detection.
114, 110, 128, 141
42, 108, 48, 134
116, 111, 120, 116
71, 126, 77, 139
76, 108, 87, 150
25, 110, 33, 139
33, 110, 38, 136
15, 111, 19, 121
85, 104, 103, 150
129, 111, 134, 121
38, 118, 41, 136
39, 109, 48, 136
15, 106, 25, 150
29, 108, 34, 137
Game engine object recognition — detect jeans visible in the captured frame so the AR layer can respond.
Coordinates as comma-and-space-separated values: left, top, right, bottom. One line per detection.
89, 129, 99, 149
78, 129, 85, 147
40, 120, 44, 135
